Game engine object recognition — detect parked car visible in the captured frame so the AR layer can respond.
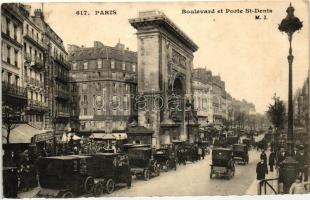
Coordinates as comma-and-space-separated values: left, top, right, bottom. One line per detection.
210, 148, 235, 179
36, 153, 131, 197
227, 136, 239, 146
85, 153, 132, 195
127, 146, 160, 180
232, 144, 249, 164
154, 148, 177, 171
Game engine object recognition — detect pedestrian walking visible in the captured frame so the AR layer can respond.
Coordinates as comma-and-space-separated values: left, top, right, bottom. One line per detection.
269, 150, 276, 172
256, 158, 268, 192
289, 176, 306, 194
295, 147, 309, 182
260, 150, 268, 169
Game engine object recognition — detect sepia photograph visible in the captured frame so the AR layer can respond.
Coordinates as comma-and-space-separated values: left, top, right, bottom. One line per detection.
1, 0, 310, 198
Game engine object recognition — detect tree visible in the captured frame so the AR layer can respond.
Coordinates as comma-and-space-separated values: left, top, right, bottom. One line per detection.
2, 105, 22, 144
266, 95, 286, 130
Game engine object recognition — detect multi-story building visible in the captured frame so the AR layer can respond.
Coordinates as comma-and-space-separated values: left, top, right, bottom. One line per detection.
19, 5, 48, 130
1, 3, 27, 114
212, 75, 226, 123
32, 9, 70, 136
193, 68, 213, 126
68, 41, 137, 134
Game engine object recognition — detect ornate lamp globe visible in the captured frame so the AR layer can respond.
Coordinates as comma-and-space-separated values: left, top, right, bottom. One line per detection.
278, 3, 303, 36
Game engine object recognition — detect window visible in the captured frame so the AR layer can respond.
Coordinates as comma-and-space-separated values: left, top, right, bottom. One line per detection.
97, 72, 101, 77
82, 83, 87, 91
97, 59, 102, 69
83, 108, 88, 116
111, 60, 115, 69
123, 95, 128, 110
40, 74, 42, 82
6, 18, 10, 36
15, 75, 19, 86
132, 64, 136, 72
14, 50, 18, 67
122, 62, 126, 70
31, 29, 34, 37
83, 95, 87, 103
24, 43, 27, 53
83, 62, 88, 69
36, 33, 39, 41
7, 46, 11, 64
13, 24, 17, 40
72, 62, 77, 70
8, 73, 12, 84
112, 72, 116, 79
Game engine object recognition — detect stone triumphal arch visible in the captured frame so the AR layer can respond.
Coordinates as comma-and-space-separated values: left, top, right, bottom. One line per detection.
129, 10, 199, 147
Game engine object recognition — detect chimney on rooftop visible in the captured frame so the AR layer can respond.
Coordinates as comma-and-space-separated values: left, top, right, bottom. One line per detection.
33, 9, 44, 19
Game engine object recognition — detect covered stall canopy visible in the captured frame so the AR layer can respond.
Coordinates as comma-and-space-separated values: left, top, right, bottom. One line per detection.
90, 133, 116, 140
2, 124, 49, 144
61, 133, 81, 143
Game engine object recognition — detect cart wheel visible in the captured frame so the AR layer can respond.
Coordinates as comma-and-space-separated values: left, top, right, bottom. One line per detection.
105, 179, 115, 194
93, 182, 104, 197
62, 191, 74, 198
144, 170, 150, 181
84, 176, 95, 194
165, 161, 169, 172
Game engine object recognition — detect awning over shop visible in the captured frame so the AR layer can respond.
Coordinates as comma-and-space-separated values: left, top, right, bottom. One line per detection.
2, 124, 46, 144
111, 133, 127, 140
61, 133, 81, 142
127, 126, 154, 136
90, 133, 116, 140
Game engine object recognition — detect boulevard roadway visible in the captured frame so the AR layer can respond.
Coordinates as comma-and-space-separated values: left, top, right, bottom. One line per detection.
108, 134, 265, 196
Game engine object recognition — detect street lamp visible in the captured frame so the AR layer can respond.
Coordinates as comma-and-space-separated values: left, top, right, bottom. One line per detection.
278, 3, 303, 194
185, 99, 192, 142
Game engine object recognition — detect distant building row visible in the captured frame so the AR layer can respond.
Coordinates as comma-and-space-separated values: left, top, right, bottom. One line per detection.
192, 67, 256, 127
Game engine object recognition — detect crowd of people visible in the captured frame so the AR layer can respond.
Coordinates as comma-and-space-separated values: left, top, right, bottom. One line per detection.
256, 144, 309, 194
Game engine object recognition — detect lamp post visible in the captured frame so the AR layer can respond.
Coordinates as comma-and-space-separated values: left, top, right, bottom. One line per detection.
278, 3, 303, 194
185, 99, 192, 142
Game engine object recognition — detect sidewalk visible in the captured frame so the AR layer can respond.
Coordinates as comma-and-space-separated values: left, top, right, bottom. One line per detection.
17, 187, 40, 198
245, 170, 278, 195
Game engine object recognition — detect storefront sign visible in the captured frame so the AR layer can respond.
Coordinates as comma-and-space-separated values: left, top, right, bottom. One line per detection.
33, 133, 53, 143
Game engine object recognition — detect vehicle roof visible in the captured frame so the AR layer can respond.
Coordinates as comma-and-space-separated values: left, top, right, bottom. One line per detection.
128, 147, 152, 151
42, 155, 92, 160
212, 148, 232, 151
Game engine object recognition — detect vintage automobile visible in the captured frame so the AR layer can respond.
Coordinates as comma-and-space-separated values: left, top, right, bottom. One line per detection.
85, 153, 132, 195
227, 136, 239, 146
213, 139, 228, 148
154, 148, 177, 171
242, 138, 253, 149
232, 144, 249, 164
37, 154, 131, 197
127, 146, 160, 180
210, 148, 235, 179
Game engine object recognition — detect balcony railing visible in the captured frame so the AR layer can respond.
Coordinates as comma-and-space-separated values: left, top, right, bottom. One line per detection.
24, 53, 32, 63
56, 90, 70, 100
31, 57, 44, 70
54, 72, 69, 83
54, 56, 69, 68
26, 77, 44, 88
2, 81, 27, 99
56, 111, 70, 118
24, 32, 44, 49
27, 99, 48, 111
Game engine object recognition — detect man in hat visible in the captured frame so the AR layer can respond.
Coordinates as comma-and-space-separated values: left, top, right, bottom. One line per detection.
295, 146, 308, 182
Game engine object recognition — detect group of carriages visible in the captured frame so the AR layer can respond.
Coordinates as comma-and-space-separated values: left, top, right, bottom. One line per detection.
209, 129, 251, 180
35, 140, 211, 198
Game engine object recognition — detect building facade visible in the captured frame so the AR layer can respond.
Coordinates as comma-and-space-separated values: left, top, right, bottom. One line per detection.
193, 68, 213, 126
1, 4, 27, 116
19, 5, 48, 130
68, 41, 138, 134
212, 75, 226, 123
32, 9, 71, 136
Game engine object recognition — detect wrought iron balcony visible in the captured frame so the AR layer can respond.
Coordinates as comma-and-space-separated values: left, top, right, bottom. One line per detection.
55, 89, 70, 100
24, 53, 32, 63
24, 32, 44, 50
56, 111, 70, 118
2, 81, 27, 99
31, 57, 44, 70
27, 99, 48, 111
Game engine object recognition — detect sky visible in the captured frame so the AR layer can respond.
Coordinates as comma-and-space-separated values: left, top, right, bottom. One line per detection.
28, 0, 309, 114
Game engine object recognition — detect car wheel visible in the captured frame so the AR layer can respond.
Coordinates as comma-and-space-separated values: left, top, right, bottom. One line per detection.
93, 182, 104, 197
105, 179, 115, 194
84, 176, 95, 194
144, 170, 150, 181
62, 191, 74, 198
